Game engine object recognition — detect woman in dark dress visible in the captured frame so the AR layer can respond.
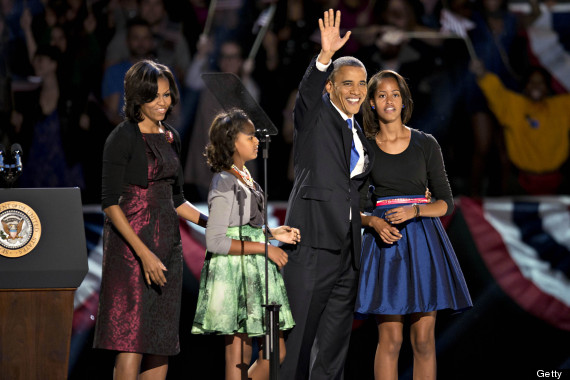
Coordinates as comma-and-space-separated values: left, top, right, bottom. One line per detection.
93, 60, 207, 379
356, 70, 472, 379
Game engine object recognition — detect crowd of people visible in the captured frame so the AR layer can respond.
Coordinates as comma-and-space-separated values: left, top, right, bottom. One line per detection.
1, 0, 568, 201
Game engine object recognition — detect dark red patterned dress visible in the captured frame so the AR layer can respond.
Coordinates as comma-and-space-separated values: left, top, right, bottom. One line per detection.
93, 133, 183, 355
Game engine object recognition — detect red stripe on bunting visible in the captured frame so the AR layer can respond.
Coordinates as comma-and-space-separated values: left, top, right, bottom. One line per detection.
72, 292, 99, 333
458, 197, 570, 331
180, 219, 207, 280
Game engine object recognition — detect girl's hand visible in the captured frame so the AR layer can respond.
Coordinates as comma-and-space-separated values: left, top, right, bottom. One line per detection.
370, 216, 402, 244
270, 226, 301, 244
138, 249, 168, 286
268, 245, 288, 269
384, 206, 415, 224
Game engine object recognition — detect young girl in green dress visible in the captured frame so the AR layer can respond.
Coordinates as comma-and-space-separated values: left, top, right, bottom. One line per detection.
192, 108, 298, 380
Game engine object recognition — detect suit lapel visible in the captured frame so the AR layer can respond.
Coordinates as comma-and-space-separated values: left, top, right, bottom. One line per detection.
324, 95, 353, 172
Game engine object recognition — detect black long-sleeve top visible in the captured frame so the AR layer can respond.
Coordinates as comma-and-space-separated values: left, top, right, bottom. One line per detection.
359, 128, 454, 215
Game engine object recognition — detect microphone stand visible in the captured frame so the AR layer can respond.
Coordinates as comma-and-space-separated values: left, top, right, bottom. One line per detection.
260, 131, 280, 380
0, 144, 23, 188
198, 71, 281, 377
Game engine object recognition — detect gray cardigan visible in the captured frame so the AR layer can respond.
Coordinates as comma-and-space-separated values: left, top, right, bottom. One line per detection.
205, 171, 264, 254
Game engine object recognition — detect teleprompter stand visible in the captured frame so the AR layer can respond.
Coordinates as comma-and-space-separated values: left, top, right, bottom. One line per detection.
201, 72, 281, 379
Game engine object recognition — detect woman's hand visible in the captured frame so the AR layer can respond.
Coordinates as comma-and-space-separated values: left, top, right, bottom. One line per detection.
138, 249, 168, 287
268, 245, 288, 269
104, 205, 168, 287
384, 206, 416, 225
370, 215, 402, 244
270, 226, 301, 244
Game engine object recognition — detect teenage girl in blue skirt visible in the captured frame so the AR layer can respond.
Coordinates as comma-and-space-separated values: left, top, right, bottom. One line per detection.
356, 70, 472, 379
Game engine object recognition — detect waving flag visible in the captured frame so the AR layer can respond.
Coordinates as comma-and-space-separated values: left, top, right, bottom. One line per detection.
439, 8, 476, 38
527, 8, 570, 92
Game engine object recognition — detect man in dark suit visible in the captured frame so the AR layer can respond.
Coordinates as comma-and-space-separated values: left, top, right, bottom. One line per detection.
279, 9, 374, 380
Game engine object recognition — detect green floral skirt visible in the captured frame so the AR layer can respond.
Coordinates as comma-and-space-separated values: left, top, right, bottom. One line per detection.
192, 225, 295, 337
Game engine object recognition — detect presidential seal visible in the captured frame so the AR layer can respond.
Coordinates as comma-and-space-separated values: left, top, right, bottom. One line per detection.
0, 201, 41, 258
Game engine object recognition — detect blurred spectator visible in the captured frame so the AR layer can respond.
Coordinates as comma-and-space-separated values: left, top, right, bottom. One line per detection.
2, 0, 568, 205
105, 0, 138, 32
356, 0, 452, 143
527, 2, 570, 93
333, 0, 380, 56
261, 0, 320, 124
0, 11, 13, 146
166, 0, 208, 58
15, 45, 85, 189
273, 0, 321, 85
101, 17, 154, 126
20, 3, 102, 106
182, 38, 259, 201
465, 0, 539, 196
1, 0, 43, 78
104, 0, 190, 83
470, 58, 570, 195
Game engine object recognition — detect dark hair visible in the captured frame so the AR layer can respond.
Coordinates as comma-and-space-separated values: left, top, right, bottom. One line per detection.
126, 17, 151, 37
123, 59, 179, 122
475, 0, 508, 14
328, 56, 367, 83
362, 70, 414, 138
523, 65, 552, 89
34, 44, 62, 63
205, 108, 252, 172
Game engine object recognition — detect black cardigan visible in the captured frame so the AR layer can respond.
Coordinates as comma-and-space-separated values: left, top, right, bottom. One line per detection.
101, 120, 185, 210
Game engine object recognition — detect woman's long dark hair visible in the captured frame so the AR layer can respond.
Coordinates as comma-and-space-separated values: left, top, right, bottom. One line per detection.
205, 108, 251, 172
123, 59, 179, 122
362, 70, 414, 139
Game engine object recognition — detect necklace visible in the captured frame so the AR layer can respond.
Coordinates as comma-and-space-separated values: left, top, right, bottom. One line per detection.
231, 164, 254, 188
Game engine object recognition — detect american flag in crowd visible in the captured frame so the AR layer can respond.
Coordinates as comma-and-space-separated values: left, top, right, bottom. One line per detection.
439, 8, 476, 38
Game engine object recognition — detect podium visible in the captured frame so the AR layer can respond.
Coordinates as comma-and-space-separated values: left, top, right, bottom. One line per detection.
0, 188, 88, 379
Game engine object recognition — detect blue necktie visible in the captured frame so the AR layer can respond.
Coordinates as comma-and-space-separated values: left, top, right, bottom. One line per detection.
347, 119, 360, 173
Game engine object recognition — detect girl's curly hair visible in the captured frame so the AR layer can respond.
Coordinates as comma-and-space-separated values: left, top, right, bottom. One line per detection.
205, 108, 251, 172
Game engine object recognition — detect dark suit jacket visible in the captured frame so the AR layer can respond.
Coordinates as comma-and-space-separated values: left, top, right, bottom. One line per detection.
284, 57, 374, 268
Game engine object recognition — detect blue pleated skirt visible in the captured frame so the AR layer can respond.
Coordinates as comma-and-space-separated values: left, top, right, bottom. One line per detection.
355, 195, 472, 317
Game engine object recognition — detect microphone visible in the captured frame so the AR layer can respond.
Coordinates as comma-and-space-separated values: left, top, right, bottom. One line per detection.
11, 143, 23, 173
0, 144, 5, 174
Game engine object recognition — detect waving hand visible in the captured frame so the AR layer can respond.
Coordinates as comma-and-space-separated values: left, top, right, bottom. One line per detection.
318, 9, 351, 63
